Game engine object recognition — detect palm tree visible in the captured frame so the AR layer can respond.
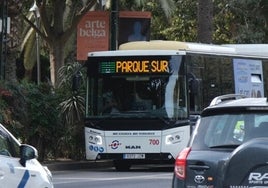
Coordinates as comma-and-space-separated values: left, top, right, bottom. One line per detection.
21, 14, 39, 82
22, 0, 97, 88
115, 0, 175, 18
2, 0, 23, 83
21, 0, 176, 88
197, 0, 213, 43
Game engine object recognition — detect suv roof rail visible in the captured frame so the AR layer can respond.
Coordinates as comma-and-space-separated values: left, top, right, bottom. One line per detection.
209, 94, 247, 106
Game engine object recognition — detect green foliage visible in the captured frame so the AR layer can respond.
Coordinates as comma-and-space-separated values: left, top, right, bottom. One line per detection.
24, 83, 62, 161
0, 82, 29, 140
56, 62, 86, 160
1, 81, 63, 161
0, 61, 87, 161
213, 0, 235, 43
157, 0, 198, 41
57, 62, 86, 124
59, 95, 85, 126
145, 1, 174, 40
119, 0, 179, 40
0, 82, 12, 124
120, 0, 268, 43
148, 0, 235, 43
227, 0, 268, 43
22, 28, 38, 72
119, 0, 175, 18
58, 62, 85, 92
121, 0, 198, 41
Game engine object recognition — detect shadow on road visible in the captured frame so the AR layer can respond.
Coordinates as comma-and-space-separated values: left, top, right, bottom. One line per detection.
102, 164, 174, 172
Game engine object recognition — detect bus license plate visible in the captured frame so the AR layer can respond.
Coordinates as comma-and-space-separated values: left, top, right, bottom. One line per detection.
123, 154, 145, 159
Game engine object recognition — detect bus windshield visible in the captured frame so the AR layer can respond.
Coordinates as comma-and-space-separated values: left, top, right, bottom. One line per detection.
86, 54, 188, 120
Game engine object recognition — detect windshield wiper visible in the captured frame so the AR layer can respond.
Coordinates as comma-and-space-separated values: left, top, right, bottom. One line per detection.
209, 144, 240, 149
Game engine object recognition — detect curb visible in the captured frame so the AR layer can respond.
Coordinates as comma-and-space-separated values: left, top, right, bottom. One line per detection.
43, 160, 113, 171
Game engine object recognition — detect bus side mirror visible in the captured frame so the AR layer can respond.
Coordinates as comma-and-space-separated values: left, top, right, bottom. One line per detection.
72, 73, 82, 92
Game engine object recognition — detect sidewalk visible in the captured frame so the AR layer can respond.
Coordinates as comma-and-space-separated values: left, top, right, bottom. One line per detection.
42, 159, 113, 171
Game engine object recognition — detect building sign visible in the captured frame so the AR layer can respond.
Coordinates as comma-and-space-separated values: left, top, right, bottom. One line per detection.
100, 59, 168, 74
77, 11, 110, 60
233, 59, 264, 97
118, 11, 151, 46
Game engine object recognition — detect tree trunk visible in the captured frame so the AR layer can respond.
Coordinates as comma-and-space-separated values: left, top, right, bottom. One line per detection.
5, 2, 23, 83
197, 0, 213, 43
5, 52, 17, 83
49, 40, 65, 88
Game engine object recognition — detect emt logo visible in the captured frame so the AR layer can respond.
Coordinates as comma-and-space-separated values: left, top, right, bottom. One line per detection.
109, 140, 122, 149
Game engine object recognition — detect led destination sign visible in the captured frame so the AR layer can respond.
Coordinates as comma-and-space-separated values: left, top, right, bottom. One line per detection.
100, 60, 169, 73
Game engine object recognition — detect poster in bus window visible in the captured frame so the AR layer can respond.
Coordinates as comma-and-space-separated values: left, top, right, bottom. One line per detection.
118, 11, 151, 46
77, 11, 110, 60
233, 59, 264, 97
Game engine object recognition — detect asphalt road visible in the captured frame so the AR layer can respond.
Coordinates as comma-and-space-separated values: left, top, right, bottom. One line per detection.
43, 160, 113, 171
52, 164, 174, 188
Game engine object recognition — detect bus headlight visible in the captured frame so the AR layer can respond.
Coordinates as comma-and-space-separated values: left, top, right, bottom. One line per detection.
88, 134, 103, 145
165, 134, 181, 145
165, 135, 173, 145
89, 136, 94, 141
95, 135, 103, 145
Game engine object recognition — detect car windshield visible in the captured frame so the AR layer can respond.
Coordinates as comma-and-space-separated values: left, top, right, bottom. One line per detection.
191, 112, 268, 149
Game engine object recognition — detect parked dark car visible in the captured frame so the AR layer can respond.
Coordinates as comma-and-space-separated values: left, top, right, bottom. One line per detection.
172, 94, 268, 187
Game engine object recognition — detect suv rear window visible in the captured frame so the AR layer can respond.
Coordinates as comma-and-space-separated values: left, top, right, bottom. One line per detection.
191, 112, 268, 149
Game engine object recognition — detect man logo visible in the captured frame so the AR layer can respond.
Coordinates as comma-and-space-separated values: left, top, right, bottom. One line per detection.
194, 175, 205, 184
125, 145, 141, 149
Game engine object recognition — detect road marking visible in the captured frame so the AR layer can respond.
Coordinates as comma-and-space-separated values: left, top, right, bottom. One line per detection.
53, 173, 172, 184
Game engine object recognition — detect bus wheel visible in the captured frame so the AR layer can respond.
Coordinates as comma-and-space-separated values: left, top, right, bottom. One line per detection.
113, 160, 131, 171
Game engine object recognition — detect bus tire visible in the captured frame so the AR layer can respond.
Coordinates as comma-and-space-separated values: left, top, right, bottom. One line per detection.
113, 160, 131, 171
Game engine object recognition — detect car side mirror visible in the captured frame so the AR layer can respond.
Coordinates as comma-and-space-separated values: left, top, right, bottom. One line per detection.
19, 144, 38, 167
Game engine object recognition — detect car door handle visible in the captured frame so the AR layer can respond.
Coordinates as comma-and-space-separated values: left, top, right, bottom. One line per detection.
188, 164, 210, 171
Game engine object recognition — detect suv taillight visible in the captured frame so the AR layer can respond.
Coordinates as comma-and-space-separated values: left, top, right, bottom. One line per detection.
174, 147, 191, 179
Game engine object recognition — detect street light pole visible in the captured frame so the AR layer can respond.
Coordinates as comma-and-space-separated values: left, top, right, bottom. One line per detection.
110, 0, 118, 50
30, 0, 41, 85
0, 0, 7, 80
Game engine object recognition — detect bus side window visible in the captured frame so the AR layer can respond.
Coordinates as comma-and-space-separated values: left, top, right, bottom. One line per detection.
188, 75, 202, 112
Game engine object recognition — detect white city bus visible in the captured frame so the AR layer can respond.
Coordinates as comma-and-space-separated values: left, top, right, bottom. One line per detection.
83, 41, 268, 171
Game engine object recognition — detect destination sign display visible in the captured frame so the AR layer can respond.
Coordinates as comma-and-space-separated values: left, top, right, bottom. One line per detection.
100, 60, 169, 73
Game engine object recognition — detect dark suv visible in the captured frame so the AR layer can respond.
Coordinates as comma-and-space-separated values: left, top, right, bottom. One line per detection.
172, 94, 268, 187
